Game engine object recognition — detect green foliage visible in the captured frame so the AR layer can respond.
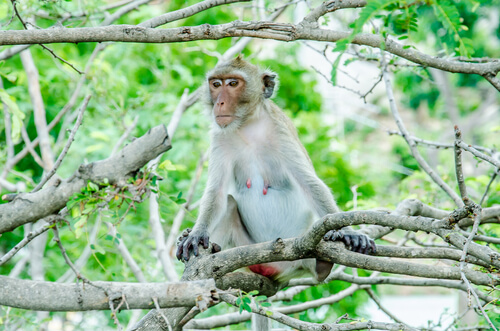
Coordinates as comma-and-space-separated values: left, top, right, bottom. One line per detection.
431, 0, 471, 56
259, 49, 323, 115
0, 89, 24, 143
334, 0, 479, 57
235, 291, 272, 315
294, 112, 376, 208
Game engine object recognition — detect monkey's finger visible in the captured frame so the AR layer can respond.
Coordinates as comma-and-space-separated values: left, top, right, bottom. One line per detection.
212, 243, 221, 253
357, 236, 368, 254
183, 240, 194, 261
323, 230, 333, 241
202, 234, 209, 249
350, 235, 360, 252
175, 245, 183, 260
370, 240, 377, 254
324, 230, 343, 241
192, 239, 199, 257
343, 234, 352, 248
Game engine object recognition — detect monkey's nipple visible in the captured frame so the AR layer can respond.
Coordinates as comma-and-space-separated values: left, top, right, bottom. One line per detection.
246, 179, 252, 189
263, 182, 269, 195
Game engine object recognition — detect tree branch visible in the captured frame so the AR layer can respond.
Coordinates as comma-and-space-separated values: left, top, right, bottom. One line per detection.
33, 95, 90, 192
0, 276, 218, 311
1, 22, 499, 86
0, 124, 171, 234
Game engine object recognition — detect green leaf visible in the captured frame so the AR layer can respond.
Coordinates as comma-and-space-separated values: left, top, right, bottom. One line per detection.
74, 216, 88, 239
330, 55, 343, 86
0, 89, 25, 143
432, 0, 469, 57
261, 302, 272, 307
353, 0, 401, 36
159, 159, 177, 171
92, 244, 106, 255
242, 303, 252, 313
87, 182, 99, 192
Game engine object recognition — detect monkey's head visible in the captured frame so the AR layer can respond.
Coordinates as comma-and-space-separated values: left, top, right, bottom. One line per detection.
205, 55, 278, 130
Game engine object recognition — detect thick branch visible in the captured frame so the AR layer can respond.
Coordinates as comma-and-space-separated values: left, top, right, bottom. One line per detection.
175, 211, 498, 287
0, 276, 218, 311
0, 23, 499, 80
0, 125, 171, 234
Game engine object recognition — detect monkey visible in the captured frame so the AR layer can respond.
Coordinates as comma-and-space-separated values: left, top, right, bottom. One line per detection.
176, 56, 376, 282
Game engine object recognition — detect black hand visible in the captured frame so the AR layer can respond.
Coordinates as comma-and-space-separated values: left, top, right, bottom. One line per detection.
324, 230, 376, 255
176, 229, 210, 261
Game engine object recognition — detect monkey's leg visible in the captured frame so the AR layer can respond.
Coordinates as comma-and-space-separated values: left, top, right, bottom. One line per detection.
315, 260, 334, 282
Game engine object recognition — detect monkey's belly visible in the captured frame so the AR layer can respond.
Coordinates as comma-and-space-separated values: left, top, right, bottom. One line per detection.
232, 177, 315, 243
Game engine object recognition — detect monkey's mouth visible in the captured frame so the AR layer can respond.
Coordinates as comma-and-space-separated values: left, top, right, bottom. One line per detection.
216, 115, 235, 127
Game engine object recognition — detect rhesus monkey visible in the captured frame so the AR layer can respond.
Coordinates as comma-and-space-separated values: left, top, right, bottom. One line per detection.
177, 56, 375, 282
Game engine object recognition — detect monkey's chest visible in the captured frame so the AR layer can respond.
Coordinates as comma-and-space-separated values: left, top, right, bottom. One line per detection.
230, 161, 315, 243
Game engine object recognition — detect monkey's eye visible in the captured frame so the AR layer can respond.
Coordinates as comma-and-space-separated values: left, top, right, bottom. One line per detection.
212, 80, 222, 88
226, 79, 239, 87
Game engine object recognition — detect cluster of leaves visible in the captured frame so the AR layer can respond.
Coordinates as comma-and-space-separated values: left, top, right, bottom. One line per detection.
235, 290, 272, 315
331, 0, 492, 85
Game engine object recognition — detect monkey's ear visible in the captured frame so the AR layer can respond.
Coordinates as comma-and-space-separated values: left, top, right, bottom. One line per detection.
262, 73, 276, 98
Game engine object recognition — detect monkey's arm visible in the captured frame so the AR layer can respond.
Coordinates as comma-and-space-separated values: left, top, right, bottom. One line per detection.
176, 151, 230, 261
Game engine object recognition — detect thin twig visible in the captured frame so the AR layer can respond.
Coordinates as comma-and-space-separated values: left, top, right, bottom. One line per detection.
457, 140, 500, 169
458, 203, 496, 330
10, 1, 83, 74
38, 44, 83, 74
32, 95, 90, 193
108, 293, 124, 331
153, 297, 173, 331
111, 115, 139, 156
52, 225, 90, 284
387, 130, 495, 154
380, 51, 463, 207
365, 289, 409, 326
480, 170, 498, 206
454, 125, 468, 200
0, 215, 60, 266
458, 229, 500, 245
20, 124, 44, 167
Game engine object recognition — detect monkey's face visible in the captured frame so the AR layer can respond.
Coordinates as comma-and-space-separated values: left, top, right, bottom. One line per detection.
208, 75, 246, 128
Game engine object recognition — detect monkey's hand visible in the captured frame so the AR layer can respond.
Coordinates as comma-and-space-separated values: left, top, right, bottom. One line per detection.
323, 229, 376, 255
176, 227, 211, 261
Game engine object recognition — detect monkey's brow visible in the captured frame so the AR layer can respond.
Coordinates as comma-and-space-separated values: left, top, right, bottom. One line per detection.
208, 74, 245, 81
